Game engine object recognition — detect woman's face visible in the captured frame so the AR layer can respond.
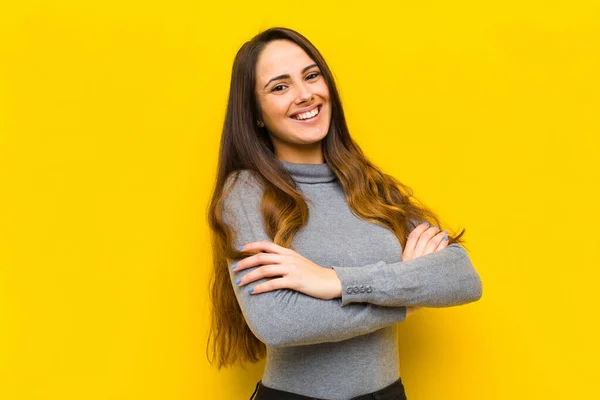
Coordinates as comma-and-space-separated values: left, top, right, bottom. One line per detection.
254, 39, 331, 162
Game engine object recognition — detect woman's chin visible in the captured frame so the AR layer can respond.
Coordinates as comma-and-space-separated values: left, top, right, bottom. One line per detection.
288, 118, 329, 136
296, 129, 329, 144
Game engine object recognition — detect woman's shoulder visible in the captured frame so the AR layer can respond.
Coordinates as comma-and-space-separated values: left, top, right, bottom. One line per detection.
221, 169, 265, 223
223, 169, 265, 197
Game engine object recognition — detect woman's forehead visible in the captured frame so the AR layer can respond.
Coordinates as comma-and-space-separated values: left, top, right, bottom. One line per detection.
256, 41, 315, 81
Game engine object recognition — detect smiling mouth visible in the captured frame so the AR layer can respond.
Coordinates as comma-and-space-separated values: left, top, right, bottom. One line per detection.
290, 105, 321, 121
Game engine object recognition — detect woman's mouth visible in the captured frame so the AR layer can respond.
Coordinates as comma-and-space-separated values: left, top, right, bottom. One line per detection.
290, 105, 322, 123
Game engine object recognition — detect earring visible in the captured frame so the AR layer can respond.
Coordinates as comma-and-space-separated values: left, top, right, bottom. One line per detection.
256, 120, 265, 127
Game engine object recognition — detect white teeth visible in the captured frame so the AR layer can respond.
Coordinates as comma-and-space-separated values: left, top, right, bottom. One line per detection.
293, 106, 319, 120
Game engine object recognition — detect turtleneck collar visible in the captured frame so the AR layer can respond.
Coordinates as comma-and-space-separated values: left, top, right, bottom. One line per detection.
279, 159, 337, 184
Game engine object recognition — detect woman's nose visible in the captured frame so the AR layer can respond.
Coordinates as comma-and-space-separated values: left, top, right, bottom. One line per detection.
296, 84, 314, 103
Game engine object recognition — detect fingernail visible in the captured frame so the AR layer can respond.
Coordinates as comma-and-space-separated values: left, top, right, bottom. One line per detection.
444, 230, 448, 234
423, 222, 429, 227
237, 245, 244, 250
235, 278, 241, 285
231, 262, 237, 270
443, 236, 449, 241
247, 287, 254, 293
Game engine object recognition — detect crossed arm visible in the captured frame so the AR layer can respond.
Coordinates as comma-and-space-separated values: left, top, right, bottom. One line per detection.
221, 171, 482, 347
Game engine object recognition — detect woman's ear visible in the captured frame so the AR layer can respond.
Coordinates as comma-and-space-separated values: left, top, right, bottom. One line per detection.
255, 106, 265, 127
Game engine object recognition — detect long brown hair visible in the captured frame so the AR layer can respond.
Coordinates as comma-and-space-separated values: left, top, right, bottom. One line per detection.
205, 27, 466, 369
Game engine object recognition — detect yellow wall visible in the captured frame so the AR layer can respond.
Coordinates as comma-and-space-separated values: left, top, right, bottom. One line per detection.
1, 1, 598, 399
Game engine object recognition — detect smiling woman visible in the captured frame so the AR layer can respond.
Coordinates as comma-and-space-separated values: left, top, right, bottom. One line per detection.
253, 39, 331, 162
205, 27, 482, 400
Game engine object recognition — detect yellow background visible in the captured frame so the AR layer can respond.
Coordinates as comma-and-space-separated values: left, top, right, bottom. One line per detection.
1, 1, 599, 399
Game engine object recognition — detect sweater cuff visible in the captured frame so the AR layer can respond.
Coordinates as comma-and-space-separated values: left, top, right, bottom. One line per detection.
332, 261, 387, 306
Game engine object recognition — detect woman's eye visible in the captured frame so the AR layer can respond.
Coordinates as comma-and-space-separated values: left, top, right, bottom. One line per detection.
271, 73, 319, 92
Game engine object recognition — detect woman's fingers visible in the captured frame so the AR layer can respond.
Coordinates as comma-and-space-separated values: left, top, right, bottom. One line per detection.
403, 223, 430, 261
232, 240, 295, 271
238, 240, 293, 255
247, 277, 289, 294
403, 223, 451, 261
236, 264, 287, 287
435, 233, 449, 251
413, 226, 441, 257
423, 230, 448, 255
231, 252, 283, 272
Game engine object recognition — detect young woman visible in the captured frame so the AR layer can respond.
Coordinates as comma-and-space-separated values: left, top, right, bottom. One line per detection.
206, 27, 483, 400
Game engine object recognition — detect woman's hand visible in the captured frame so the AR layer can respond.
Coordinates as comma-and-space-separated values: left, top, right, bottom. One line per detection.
402, 222, 450, 317
231, 240, 341, 300
402, 222, 449, 262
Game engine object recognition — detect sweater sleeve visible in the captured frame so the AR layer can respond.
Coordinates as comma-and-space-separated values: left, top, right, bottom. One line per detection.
331, 237, 483, 307
221, 171, 407, 348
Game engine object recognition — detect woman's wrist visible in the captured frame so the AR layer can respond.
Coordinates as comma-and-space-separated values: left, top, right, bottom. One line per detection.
328, 268, 342, 299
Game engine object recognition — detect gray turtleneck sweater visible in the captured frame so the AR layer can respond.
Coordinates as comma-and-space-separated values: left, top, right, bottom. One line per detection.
221, 160, 482, 400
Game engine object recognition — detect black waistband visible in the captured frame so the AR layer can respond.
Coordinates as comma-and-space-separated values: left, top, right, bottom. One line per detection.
249, 377, 406, 400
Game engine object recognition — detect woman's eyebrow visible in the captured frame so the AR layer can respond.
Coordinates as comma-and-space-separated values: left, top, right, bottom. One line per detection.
263, 63, 318, 89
